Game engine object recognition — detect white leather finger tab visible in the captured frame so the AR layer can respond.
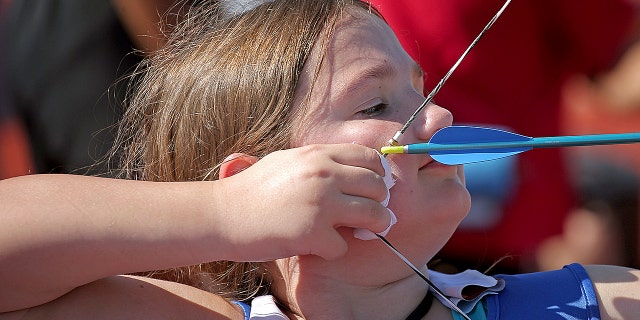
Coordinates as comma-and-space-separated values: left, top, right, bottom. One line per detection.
379, 152, 395, 206
354, 153, 397, 240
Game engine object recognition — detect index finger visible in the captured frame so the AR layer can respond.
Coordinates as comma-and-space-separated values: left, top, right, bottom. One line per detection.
327, 143, 386, 177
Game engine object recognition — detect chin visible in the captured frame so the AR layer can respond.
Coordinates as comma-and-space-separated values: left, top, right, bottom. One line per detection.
453, 182, 472, 219
404, 181, 470, 243
428, 178, 471, 218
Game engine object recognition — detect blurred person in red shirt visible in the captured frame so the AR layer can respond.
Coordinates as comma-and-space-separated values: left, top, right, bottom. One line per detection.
370, 0, 636, 272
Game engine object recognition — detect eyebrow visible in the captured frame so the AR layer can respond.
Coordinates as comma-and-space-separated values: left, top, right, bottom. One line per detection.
340, 61, 424, 97
341, 64, 393, 98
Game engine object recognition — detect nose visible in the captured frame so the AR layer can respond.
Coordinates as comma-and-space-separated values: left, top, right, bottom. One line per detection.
411, 101, 453, 143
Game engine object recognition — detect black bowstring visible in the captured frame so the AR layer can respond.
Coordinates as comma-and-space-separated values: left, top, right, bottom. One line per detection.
376, 235, 471, 320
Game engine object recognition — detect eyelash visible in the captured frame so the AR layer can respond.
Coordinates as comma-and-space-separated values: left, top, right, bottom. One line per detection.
359, 103, 388, 117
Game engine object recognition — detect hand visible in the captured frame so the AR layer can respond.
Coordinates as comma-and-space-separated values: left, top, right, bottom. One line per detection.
213, 144, 393, 261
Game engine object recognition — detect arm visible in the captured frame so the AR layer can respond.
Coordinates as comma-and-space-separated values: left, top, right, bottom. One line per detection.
0, 144, 391, 312
585, 265, 640, 320
0, 174, 231, 312
0, 275, 243, 320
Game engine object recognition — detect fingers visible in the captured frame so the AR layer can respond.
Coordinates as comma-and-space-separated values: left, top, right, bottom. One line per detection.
230, 143, 397, 260
314, 202, 395, 259
331, 164, 388, 203
337, 195, 392, 226
331, 146, 397, 240
315, 144, 397, 242
311, 200, 390, 260
318, 143, 386, 176
329, 193, 396, 242
353, 208, 397, 240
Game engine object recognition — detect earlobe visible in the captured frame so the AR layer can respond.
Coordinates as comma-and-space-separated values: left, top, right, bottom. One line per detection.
218, 153, 259, 179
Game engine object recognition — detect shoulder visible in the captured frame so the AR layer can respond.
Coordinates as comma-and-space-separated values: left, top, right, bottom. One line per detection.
583, 265, 640, 320
485, 263, 600, 319
484, 264, 640, 320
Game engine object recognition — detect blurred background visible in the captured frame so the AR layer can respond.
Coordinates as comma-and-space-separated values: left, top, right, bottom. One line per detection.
2, 0, 640, 274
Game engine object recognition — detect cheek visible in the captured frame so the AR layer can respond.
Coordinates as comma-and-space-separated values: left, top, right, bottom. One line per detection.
395, 181, 471, 243
290, 124, 329, 147
293, 130, 345, 147
457, 165, 466, 185
295, 121, 391, 148
340, 122, 395, 148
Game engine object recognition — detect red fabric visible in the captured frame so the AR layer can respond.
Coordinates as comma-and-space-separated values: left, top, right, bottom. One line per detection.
0, 118, 34, 179
1, 0, 32, 178
370, 0, 635, 267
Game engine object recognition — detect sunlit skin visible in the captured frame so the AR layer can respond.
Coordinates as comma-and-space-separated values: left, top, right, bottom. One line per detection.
270, 8, 471, 319
2, 2, 640, 319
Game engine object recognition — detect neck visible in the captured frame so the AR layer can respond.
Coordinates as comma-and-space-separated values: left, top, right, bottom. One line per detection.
269, 257, 433, 320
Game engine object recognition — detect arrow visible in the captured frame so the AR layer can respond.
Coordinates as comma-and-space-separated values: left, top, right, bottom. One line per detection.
381, 126, 640, 165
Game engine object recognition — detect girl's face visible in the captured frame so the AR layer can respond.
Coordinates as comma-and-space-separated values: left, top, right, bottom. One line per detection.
290, 10, 470, 275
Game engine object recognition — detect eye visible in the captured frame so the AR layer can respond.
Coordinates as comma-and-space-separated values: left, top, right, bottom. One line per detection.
359, 103, 388, 117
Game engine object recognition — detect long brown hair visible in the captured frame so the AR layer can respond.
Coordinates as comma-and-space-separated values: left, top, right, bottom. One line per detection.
111, 0, 379, 301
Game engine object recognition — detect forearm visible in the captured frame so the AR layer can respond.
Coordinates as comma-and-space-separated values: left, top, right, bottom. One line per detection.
0, 174, 227, 311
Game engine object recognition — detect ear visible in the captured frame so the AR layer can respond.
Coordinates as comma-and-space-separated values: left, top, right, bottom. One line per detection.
219, 153, 259, 179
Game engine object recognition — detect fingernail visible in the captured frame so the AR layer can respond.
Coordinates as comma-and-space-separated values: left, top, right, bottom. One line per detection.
353, 208, 397, 240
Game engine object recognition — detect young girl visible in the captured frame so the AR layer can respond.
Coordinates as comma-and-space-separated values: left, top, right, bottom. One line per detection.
1, 0, 639, 319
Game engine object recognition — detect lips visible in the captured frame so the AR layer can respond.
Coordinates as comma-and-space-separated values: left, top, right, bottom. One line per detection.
419, 155, 455, 171
418, 157, 435, 170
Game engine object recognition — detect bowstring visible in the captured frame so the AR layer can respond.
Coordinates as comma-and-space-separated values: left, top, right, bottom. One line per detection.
378, 1, 512, 319
376, 235, 471, 320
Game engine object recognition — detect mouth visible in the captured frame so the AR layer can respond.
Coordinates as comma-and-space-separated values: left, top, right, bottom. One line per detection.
419, 155, 454, 171
418, 157, 435, 170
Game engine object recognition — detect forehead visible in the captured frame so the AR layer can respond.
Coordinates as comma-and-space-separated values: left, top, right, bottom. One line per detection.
294, 9, 416, 110
324, 10, 414, 82
331, 11, 401, 56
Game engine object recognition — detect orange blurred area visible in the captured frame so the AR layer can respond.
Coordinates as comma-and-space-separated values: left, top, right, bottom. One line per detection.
0, 118, 34, 179
560, 41, 640, 176
544, 41, 640, 271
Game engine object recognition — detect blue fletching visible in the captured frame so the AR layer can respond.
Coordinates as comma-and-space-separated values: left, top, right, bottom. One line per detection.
427, 126, 530, 164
